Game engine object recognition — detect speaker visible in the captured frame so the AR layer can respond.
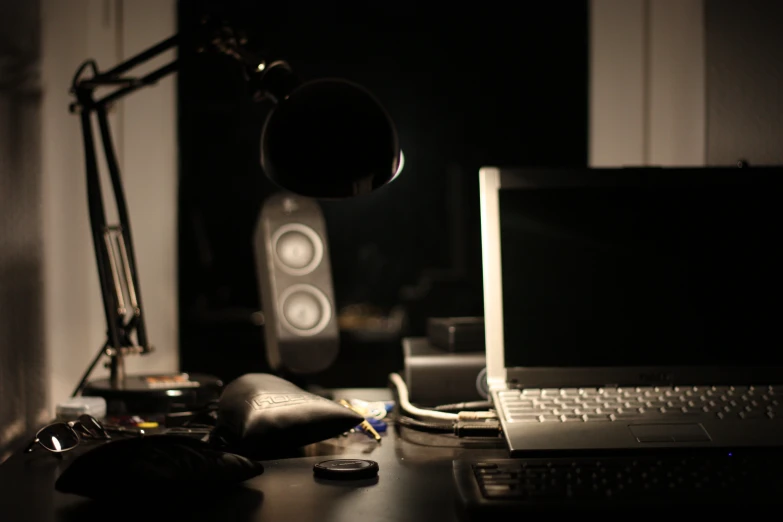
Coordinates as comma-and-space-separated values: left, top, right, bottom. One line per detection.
254, 192, 339, 374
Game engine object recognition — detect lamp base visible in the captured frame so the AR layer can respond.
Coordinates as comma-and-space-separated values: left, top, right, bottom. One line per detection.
81, 372, 223, 416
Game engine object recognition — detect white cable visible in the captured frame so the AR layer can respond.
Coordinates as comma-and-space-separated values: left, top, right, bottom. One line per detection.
388, 372, 458, 422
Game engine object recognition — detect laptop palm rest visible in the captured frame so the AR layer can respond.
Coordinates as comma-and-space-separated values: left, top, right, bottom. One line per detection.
629, 423, 711, 443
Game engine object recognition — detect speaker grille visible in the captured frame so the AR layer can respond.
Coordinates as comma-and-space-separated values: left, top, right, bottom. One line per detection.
271, 223, 324, 275
278, 284, 332, 336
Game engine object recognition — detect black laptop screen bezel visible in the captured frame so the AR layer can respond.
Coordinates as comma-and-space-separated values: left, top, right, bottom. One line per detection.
496, 167, 783, 388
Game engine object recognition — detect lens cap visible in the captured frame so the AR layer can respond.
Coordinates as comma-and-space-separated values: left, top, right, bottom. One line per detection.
313, 459, 379, 480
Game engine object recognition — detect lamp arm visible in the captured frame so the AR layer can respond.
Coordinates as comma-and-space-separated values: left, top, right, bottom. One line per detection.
70, 21, 290, 391
69, 32, 184, 389
71, 24, 272, 110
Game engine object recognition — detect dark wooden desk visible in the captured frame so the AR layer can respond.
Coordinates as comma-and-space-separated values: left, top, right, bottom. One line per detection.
0, 391, 506, 522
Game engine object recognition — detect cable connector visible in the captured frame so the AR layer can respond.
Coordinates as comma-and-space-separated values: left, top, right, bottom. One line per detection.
454, 419, 501, 438
457, 411, 497, 421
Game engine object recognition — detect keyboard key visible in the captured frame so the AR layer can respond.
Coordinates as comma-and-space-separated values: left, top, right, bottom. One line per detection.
583, 414, 611, 422
502, 395, 532, 403
482, 473, 515, 481
506, 414, 539, 422
611, 412, 647, 421
624, 401, 646, 408
540, 415, 561, 422
482, 484, 519, 498
581, 401, 604, 409
739, 411, 768, 420
561, 414, 584, 422
505, 406, 541, 414
521, 389, 541, 396
661, 407, 686, 414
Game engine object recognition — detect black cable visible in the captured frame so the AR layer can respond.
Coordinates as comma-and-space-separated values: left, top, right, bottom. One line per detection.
396, 416, 454, 434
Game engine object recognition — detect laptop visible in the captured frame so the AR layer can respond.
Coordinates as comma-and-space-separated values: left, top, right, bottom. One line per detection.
479, 166, 783, 456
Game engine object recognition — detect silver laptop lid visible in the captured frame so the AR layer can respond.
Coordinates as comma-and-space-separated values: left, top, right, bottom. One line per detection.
480, 166, 783, 391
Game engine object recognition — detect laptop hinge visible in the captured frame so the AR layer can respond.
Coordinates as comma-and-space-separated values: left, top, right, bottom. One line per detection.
487, 377, 508, 391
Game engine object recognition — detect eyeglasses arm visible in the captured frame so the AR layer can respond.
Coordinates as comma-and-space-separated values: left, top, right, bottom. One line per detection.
24, 439, 38, 453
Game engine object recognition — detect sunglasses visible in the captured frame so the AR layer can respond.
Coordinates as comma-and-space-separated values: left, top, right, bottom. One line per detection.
25, 414, 111, 455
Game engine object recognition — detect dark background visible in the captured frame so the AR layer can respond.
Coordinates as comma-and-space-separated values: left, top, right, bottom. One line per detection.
176, 1, 589, 387
705, 0, 783, 165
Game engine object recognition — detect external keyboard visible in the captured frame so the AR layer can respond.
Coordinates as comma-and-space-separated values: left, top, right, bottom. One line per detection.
454, 452, 783, 513
498, 385, 781, 423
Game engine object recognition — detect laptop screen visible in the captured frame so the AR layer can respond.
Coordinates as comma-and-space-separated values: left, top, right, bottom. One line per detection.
499, 169, 783, 368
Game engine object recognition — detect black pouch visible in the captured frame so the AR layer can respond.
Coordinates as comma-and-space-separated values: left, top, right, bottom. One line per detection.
211, 373, 363, 455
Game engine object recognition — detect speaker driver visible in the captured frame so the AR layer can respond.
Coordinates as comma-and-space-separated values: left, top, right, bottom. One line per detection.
271, 223, 324, 275
278, 284, 332, 336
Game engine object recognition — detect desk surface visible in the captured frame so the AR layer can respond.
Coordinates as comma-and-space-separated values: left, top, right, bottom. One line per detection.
0, 390, 507, 522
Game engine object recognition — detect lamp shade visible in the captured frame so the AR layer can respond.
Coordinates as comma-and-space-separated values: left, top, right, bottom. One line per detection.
260, 78, 400, 199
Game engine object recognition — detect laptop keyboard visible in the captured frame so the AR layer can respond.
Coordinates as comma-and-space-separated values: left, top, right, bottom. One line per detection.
498, 385, 781, 423
454, 453, 783, 510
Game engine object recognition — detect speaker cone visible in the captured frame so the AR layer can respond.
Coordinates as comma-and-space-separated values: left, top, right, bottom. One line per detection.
278, 284, 332, 336
271, 223, 324, 275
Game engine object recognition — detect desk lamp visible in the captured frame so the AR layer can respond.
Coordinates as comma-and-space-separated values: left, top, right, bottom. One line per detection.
69, 18, 400, 413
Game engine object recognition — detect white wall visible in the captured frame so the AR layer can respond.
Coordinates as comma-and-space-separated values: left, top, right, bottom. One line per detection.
590, 0, 706, 167
41, 0, 177, 411
0, 0, 49, 458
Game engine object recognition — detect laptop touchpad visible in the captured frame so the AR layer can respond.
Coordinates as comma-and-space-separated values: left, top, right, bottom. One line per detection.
629, 423, 711, 443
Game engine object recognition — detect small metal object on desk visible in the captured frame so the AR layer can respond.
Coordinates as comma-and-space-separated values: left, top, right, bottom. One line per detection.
313, 459, 379, 480
339, 399, 382, 443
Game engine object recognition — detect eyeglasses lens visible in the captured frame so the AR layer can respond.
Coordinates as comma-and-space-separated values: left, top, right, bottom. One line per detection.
38, 424, 79, 452
78, 414, 109, 439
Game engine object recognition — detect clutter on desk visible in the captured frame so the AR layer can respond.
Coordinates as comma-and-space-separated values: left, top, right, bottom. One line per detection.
54, 435, 264, 500
388, 372, 502, 442
313, 459, 379, 480
210, 373, 364, 457
25, 414, 112, 455
426, 317, 485, 353
336, 398, 395, 441
346, 398, 394, 420
402, 337, 487, 406
339, 400, 382, 443
55, 396, 107, 421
